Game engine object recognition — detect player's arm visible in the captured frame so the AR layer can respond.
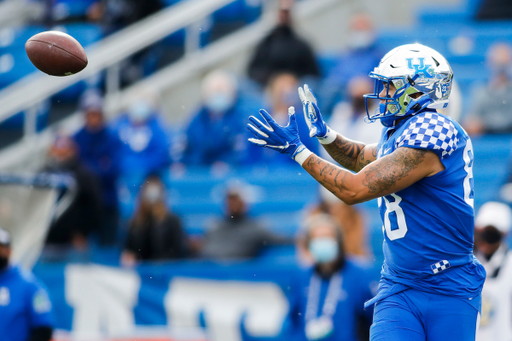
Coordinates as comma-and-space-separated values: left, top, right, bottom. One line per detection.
301, 147, 443, 205
246, 108, 443, 205
297, 85, 378, 172
322, 136, 378, 172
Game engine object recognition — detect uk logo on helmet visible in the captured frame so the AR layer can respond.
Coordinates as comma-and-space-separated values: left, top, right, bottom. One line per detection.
406, 58, 434, 79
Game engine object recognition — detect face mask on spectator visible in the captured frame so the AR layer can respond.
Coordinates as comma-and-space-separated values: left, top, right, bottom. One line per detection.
309, 237, 338, 264
348, 30, 375, 50
143, 183, 163, 204
205, 92, 235, 115
128, 100, 153, 124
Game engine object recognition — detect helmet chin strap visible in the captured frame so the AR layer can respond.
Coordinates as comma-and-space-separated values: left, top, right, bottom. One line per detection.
379, 95, 435, 128
403, 94, 435, 116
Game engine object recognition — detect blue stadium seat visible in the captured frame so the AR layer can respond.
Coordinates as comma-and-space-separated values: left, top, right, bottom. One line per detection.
118, 168, 319, 237
416, 0, 481, 26
161, 0, 181, 6
317, 53, 339, 78
0, 100, 50, 132
0, 50, 37, 89
57, 23, 103, 48
0, 26, 46, 54
52, 0, 97, 21
472, 134, 512, 206
213, 0, 262, 24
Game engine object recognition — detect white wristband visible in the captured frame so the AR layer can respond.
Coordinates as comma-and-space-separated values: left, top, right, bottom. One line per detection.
317, 128, 337, 145
293, 147, 313, 166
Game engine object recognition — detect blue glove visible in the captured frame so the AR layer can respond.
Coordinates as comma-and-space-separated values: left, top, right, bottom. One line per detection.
298, 84, 329, 138
247, 107, 305, 159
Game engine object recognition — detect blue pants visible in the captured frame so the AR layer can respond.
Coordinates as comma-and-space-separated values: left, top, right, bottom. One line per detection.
370, 289, 480, 341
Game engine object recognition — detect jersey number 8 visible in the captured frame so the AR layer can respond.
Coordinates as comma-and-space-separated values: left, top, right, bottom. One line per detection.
379, 194, 408, 241
379, 140, 475, 241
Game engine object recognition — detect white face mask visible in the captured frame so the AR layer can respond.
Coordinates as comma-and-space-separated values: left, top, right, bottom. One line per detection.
309, 237, 339, 264
128, 100, 153, 124
205, 92, 235, 115
143, 184, 163, 203
348, 30, 375, 50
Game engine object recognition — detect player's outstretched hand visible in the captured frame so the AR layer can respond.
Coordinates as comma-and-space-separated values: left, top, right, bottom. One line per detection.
247, 107, 305, 159
298, 84, 330, 139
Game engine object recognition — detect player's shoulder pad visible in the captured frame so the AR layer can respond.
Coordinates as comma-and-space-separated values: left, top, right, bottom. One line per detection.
396, 112, 459, 158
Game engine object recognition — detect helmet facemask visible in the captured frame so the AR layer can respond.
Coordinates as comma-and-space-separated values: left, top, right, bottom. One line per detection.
364, 73, 423, 126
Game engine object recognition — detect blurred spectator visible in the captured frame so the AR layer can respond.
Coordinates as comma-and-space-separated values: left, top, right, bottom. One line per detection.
44, 136, 102, 250
319, 12, 383, 115
178, 70, 246, 170
476, 0, 512, 20
291, 214, 374, 341
120, 175, 187, 267
74, 89, 122, 246
0, 228, 53, 341
328, 76, 382, 145
113, 91, 172, 189
473, 202, 512, 341
247, 0, 320, 87
464, 42, 512, 135
299, 187, 370, 261
200, 184, 291, 259
243, 72, 318, 167
87, 0, 163, 34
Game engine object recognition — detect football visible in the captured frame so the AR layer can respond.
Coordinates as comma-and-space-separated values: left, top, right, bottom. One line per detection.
25, 31, 88, 77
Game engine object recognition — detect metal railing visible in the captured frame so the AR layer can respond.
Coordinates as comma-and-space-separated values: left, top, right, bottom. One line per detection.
0, 0, 341, 171
0, 0, 238, 134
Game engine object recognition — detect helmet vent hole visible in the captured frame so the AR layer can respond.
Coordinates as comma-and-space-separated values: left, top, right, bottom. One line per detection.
410, 50, 420, 52
432, 57, 440, 67
390, 64, 398, 68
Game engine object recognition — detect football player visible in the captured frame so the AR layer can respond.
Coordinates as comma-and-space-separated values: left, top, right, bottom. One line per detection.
247, 43, 485, 340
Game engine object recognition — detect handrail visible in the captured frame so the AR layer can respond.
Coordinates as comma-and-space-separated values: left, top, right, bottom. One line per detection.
0, 0, 341, 171
0, 0, 236, 123
0, 0, 43, 28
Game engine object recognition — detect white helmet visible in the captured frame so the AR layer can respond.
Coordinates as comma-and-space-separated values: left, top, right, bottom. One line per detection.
363, 43, 453, 126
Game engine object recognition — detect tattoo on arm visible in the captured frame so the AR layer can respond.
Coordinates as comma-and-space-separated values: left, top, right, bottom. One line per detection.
302, 147, 430, 205
356, 145, 378, 171
323, 135, 365, 172
362, 147, 427, 194
304, 154, 350, 200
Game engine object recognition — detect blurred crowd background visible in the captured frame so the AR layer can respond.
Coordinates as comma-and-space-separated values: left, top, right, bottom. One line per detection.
0, 0, 512, 340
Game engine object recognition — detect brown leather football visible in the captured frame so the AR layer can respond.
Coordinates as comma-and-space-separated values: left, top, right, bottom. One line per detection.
25, 31, 88, 77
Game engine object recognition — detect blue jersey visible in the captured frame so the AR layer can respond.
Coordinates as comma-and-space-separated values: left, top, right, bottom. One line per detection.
0, 265, 53, 341
371, 110, 485, 304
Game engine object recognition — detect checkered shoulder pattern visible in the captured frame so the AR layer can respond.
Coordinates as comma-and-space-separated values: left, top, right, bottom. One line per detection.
396, 112, 459, 157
